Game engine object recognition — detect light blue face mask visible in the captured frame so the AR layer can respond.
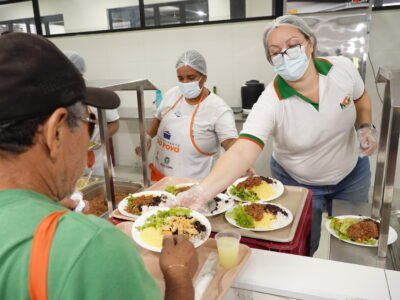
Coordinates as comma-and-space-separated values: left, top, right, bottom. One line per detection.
178, 79, 202, 99
273, 47, 310, 81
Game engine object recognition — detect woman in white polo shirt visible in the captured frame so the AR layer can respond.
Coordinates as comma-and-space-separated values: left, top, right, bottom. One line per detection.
176, 15, 377, 256
135, 50, 238, 180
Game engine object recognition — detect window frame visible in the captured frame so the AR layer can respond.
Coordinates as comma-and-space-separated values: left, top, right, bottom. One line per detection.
0, 0, 398, 38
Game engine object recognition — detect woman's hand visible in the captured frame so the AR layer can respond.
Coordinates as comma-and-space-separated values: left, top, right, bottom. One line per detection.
357, 126, 378, 157
134, 133, 152, 157
173, 184, 211, 212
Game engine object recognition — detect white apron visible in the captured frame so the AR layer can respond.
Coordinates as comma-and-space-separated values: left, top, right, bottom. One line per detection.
153, 91, 217, 179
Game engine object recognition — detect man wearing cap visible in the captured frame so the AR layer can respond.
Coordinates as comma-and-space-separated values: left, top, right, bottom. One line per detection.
0, 32, 197, 300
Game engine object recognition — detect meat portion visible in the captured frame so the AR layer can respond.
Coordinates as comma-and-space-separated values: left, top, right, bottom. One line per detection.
347, 219, 380, 243
237, 176, 263, 190
175, 186, 191, 194
88, 192, 128, 216
125, 195, 163, 215
244, 203, 265, 221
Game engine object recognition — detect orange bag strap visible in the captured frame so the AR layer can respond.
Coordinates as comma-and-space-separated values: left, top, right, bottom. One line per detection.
28, 211, 68, 300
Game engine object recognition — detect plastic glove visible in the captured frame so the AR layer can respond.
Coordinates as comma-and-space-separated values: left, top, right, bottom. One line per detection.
357, 126, 378, 158
173, 184, 211, 213
135, 134, 152, 157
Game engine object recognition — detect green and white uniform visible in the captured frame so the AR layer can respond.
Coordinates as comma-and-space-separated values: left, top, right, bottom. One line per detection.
240, 57, 365, 185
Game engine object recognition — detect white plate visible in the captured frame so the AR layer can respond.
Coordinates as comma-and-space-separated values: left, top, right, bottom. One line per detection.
117, 190, 176, 219
325, 215, 398, 247
227, 176, 284, 203
204, 193, 235, 217
132, 207, 211, 252
225, 203, 293, 231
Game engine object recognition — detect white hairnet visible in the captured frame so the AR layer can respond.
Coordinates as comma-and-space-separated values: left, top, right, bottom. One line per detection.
63, 50, 86, 74
176, 50, 207, 75
263, 15, 317, 61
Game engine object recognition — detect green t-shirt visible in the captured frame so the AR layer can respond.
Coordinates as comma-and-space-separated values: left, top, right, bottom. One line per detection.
0, 189, 161, 300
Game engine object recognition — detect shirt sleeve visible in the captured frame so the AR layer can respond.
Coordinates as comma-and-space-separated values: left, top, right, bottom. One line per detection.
341, 56, 365, 100
239, 87, 277, 149
105, 109, 120, 122
59, 227, 162, 300
214, 109, 238, 143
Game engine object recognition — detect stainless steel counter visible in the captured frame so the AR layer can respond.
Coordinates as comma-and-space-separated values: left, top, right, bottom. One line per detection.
329, 200, 400, 271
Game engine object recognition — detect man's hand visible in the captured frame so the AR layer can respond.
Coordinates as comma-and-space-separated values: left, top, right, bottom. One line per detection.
160, 235, 198, 278
160, 235, 198, 300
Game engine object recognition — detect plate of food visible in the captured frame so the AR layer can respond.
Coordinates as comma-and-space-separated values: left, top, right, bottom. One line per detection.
227, 176, 284, 203
164, 183, 235, 217
132, 207, 211, 252
326, 215, 398, 247
225, 203, 293, 231
117, 191, 176, 219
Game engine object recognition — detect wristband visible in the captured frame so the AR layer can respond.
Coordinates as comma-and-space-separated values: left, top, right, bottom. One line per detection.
167, 264, 187, 270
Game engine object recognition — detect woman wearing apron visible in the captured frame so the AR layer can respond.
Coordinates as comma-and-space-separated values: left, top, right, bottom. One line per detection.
135, 50, 238, 180
175, 16, 378, 256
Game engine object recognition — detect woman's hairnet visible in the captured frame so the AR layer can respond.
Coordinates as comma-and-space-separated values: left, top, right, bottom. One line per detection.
176, 50, 207, 75
63, 50, 86, 74
262, 15, 317, 61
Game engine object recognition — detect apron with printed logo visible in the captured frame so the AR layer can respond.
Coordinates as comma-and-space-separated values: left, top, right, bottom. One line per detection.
153, 90, 216, 179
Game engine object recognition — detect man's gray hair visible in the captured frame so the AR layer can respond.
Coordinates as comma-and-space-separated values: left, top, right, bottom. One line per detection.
0, 102, 86, 154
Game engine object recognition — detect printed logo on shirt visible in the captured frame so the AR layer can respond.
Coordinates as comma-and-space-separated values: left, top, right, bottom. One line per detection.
174, 111, 183, 118
157, 137, 180, 153
163, 130, 172, 140
164, 157, 170, 164
340, 96, 352, 110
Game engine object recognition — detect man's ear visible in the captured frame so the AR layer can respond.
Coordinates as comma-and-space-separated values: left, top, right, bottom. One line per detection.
41, 108, 69, 159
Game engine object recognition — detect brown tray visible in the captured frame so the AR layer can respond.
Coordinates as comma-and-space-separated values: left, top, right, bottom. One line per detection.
211, 185, 308, 243
112, 177, 308, 243
117, 222, 251, 300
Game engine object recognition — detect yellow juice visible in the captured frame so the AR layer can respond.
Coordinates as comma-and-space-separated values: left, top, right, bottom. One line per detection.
216, 236, 239, 268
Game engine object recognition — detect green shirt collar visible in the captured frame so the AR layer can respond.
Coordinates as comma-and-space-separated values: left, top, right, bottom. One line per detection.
273, 58, 333, 108
0, 188, 63, 209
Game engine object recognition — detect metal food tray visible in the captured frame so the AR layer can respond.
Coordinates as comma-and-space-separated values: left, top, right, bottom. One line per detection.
81, 179, 143, 218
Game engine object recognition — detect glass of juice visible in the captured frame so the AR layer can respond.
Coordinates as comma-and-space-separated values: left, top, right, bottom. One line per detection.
215, 230, 241, 269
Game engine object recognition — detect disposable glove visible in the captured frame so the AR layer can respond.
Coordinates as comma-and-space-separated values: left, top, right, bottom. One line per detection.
357, 126, 378, 158
173, 184, 211, 213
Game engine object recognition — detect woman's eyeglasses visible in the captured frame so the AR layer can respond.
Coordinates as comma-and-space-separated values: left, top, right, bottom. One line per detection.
270, 44, 304, 66
80, 112, 97, 138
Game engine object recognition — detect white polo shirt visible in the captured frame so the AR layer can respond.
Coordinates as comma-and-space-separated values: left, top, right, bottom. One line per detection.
240, 56, 364, 185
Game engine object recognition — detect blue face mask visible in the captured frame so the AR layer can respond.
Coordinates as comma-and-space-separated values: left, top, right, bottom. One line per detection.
273, 47, 310, 81
178, 80, 202, 99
